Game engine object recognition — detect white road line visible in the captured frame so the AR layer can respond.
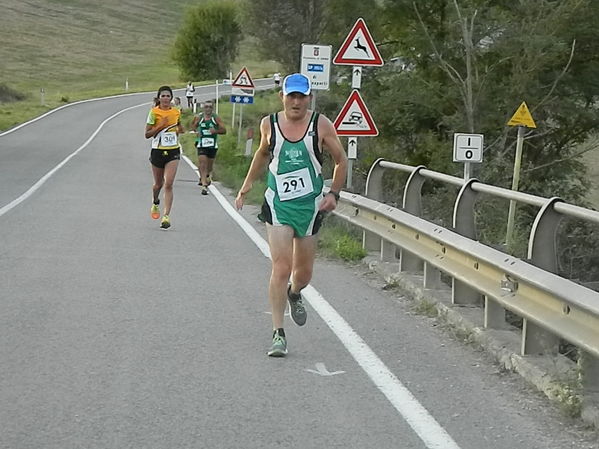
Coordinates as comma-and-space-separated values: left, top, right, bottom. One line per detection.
0, 93, 152, 137
189, 156, 463, 449
0, 103, 148, 218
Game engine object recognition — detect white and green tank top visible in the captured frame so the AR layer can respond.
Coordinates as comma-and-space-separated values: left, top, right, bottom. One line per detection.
195, 114, 220, 148
262, 111, 324, 237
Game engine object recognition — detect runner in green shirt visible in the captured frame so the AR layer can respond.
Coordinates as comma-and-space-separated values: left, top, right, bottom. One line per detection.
191, 101, 227, 195
235, 73, 347, 357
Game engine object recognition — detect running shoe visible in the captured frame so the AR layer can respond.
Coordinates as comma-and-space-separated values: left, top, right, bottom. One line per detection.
160, 215, 171, 229
287, 285, 307, 326
201, 186, 208, 195
206, 174, 212, 186
150, 203, 160, 219
267, 330, 287, 357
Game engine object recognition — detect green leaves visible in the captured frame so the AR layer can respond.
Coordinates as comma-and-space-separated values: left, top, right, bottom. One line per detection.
173, 1, 241, 80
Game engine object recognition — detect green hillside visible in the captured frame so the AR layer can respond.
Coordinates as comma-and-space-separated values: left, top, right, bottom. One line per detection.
0, 0, 279, 131
2, 0, 197, 95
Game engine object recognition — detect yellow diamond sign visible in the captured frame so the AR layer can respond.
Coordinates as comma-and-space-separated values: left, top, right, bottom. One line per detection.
508, 101, 536, 128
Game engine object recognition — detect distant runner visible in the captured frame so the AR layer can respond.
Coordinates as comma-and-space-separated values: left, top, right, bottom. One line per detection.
185, 81, 195, 108
191, 101, 226, 195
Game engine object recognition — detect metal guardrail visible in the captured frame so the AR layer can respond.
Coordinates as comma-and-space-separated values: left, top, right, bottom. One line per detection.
331, 158, 599, 408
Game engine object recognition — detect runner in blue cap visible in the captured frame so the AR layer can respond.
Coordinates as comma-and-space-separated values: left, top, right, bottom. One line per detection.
235, 73, 347, 357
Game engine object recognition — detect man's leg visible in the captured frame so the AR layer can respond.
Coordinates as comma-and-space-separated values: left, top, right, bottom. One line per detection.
291, 235, 317, 293
198, 154, 209, 186
206, 156, 215, 184
266, 224, 295, 330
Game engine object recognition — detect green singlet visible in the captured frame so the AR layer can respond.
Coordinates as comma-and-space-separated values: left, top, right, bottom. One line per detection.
195, 114, 220, 149
258, 111, 325, 237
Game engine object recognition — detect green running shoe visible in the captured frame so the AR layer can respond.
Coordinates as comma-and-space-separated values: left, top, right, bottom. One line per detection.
160, 215, 171, 229
267, 329, 287, 357
287, 285, 307, 326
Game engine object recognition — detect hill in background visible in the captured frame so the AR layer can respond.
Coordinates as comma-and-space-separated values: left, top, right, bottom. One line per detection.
2, 0, 195, 97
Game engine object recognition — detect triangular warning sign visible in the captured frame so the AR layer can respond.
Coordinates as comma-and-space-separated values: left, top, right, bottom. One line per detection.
232, 67, 255, 88
333, 90, 378, 136
507, 101, 536, 128
333, 18, 384, 66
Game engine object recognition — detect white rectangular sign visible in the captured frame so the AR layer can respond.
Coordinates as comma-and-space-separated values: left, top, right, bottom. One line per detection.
453, 133, 483, 163
300, 44, 332, 91
231, 87, 254, 97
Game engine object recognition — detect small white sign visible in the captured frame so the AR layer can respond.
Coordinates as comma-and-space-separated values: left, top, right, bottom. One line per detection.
231, 87, 254, 97
347, 137, 358, 159
453, 133, 483, 163
300, 44, 332, 90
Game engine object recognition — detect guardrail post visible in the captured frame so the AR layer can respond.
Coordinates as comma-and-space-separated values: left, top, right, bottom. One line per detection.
424, 262, 441, 288
381, 239, 397, 262
484, 296, 506, 329
400, 166, 426, 272
521, 198, 563, 355
579, 352, 599, 420
363, 158, 386, 252
452, 179, 482, 305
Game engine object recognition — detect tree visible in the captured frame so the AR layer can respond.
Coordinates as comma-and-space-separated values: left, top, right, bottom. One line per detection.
368, 0, 599, 197
173, 1, 242, 81
243, 0, 380, 73
358, 0, 599, 273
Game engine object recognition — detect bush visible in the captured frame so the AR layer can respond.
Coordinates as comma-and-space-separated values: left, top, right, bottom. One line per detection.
0, 84, 26, 103
318, 217, 367, 262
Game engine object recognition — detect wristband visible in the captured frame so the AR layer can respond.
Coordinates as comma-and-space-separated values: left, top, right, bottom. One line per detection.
328, 190, 340, 202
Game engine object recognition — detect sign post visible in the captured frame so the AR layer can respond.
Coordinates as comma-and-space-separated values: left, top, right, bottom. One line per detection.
505, 101, 537, 248
301, 44, 332, 110
453, 133, 483, 180
230, 67, 255, 150
333, 17, 383, 189
333, 90, 379, 189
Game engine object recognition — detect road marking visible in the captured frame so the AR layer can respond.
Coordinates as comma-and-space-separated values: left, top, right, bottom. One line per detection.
0, 103, 148, 218
191, 160, 463, 449
305, 362, 345, 376
0, 93, 152, 137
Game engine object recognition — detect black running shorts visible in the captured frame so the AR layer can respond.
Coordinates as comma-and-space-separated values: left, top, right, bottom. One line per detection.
149, 148, 181, 168
196, 146, 218, 159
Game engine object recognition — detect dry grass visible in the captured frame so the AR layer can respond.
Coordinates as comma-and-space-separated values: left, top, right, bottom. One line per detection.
2, 0, 194, 96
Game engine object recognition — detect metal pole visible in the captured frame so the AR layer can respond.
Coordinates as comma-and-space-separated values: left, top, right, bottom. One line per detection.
347, 137, 357, 189
237, 104, 244, 147
215, 80, 219, 115
464, 161, 472, 180
232, 102, 236, 128
347, 160, 354, 189
506, 126, 525, 248
347, 65, 363, 190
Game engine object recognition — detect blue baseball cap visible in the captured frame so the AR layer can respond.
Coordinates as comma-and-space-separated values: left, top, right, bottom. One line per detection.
282, 73, 311, 96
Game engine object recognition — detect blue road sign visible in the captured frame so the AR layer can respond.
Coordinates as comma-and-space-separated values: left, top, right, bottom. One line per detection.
307, 63, 324, 72
230, 95, 254, 104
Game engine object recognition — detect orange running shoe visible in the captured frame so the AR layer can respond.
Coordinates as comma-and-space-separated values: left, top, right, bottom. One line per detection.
150, 203, 160, 220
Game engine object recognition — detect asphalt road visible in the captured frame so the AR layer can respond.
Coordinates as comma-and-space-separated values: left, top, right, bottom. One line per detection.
1, 83, 597, 449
